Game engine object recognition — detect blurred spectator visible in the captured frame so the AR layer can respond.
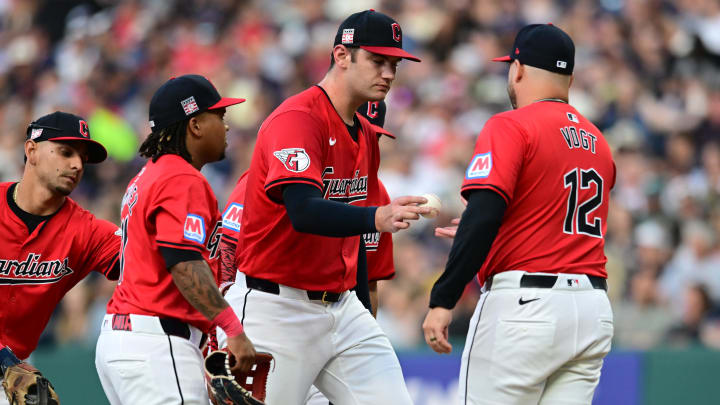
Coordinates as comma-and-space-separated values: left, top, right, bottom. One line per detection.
663, 284, 714, 347
613, 269, 674, 349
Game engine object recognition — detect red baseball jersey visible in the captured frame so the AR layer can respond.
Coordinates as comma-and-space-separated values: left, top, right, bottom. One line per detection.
221, 172, 394, 285
364, 179, 394, 281
219, 172, 247, 286
461, 101, 615, 285
107, 154, 222, 332
0, 182, 120, 359
237, 86, 381, 292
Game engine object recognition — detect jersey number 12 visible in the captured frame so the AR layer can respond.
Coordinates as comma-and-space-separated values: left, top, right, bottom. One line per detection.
563, 168, 603, 238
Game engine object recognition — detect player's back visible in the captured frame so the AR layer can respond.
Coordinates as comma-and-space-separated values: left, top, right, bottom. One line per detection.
469, 101, 615, 283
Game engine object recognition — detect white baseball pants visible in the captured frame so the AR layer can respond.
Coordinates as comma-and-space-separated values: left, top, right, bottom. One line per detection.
95, 314, 209, 405
221, 275, 412, 405
459, 271, 614, 405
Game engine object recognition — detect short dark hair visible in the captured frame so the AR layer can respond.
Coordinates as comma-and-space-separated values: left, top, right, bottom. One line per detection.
329, 47, 359, 69
138, 118, 192, 163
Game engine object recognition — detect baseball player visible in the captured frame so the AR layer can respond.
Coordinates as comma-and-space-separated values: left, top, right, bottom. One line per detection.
0, 111, 119, 404
95, 74, 255, 405
303, 101, 396, 405
222, 10, 428, 404
422, 24, 616, 405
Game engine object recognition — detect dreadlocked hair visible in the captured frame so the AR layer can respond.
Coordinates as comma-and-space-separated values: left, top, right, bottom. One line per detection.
139, 119, 192, 163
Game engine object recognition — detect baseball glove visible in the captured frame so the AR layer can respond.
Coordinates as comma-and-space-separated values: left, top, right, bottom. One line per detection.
205, 349, 273, 405
1, 348, 59, 405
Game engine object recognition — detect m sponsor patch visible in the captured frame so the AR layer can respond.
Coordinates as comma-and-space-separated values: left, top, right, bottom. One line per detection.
181, 96, 199, 115
184, 214, 206, 243
222, 203, 243, 232
273, 148, 311, 173
466, 152, 492, 179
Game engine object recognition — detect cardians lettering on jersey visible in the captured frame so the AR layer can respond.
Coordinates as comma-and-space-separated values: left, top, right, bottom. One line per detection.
322, 168, 368, 203
0, 254, 73, 284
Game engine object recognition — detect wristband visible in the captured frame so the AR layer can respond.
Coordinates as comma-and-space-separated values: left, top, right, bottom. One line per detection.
212, 306, 244, 338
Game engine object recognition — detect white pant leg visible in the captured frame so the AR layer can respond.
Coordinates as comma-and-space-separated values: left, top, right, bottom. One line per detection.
0, 389, 8, 405
305, 385, 330, 405
538, 291, 613, 405
314, 291, 413, 405
462, 274, 613, 405
224, 285, 332, 405
95, 329, 208, 405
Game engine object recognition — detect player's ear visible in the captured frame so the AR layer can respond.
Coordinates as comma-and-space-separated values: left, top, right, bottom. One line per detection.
513, 60, 524, 83
332, 45, 351, 69
25, 140, 38, 165
187, 116, 202, 139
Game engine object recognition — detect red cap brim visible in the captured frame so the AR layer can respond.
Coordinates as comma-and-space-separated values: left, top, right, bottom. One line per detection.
491, 55, 512, 62
372, 124, 395, 139
209, 97, 246, 110
49, 137, 108, 163
360, 46, 421, 62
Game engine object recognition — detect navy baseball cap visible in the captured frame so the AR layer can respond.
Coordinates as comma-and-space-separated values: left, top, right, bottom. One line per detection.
357, 100, 395, 138
26, 111, 107, 163
492, 24, 574, 75
149, 74, 245, 132
334, 10, 421, 62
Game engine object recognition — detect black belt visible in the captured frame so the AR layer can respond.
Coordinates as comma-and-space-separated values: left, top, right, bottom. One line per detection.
111, 314, 207, 347
245, 275, 343, 303
486, 274, 607, 291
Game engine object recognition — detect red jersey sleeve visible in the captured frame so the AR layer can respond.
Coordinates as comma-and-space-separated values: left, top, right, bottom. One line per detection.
152, 174, 217, 255
87, 218, 122, 279
262, 110, 325, 200
461, 116, 528, 204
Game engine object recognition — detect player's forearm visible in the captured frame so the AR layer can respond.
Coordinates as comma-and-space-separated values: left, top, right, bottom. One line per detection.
283, 183, 377, 236
170, 259, 229, 320
219, 236, 238, 287
429, 190, 506, 309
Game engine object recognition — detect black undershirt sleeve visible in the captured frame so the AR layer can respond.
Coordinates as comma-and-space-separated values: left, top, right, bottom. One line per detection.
352, 238, 372, 312
282, 183, 377, 237
429, 189, 507, 309
160, 247, 204, 270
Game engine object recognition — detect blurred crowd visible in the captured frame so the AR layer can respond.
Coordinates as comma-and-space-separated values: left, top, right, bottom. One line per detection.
2, 0, 720, 353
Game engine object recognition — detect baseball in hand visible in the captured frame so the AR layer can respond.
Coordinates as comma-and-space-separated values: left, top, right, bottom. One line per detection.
419, 193, 442, 218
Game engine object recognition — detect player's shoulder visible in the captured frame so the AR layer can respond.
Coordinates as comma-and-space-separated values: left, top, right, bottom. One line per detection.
150, 155, 208, 183
262, 86, 329, 129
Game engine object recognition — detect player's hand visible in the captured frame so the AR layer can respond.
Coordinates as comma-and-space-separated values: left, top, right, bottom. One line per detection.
226, 333, 256, 374
375, 196, 432, 233
422, 307, 453, 354
434, 218, 460, 239
434, 197, 467, 239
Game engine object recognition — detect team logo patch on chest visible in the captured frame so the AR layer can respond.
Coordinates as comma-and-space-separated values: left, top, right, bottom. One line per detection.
466, 152, 492, 179
0, 253, 74, 285
184, 214, 206, 244
274, 148, 311, 173
322, 167, 368, 203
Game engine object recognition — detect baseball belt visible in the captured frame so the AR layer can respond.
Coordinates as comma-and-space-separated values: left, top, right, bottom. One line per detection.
485, 273, 607, 291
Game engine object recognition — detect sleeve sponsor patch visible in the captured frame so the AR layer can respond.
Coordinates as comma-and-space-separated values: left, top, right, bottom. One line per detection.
221, 203, 243, 232
466, 152, 492, 179
273, 148, 311, 173
184, 214, 206, 244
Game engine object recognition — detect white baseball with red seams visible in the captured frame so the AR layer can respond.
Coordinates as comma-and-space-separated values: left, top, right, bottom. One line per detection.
419, 193, 442, 218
